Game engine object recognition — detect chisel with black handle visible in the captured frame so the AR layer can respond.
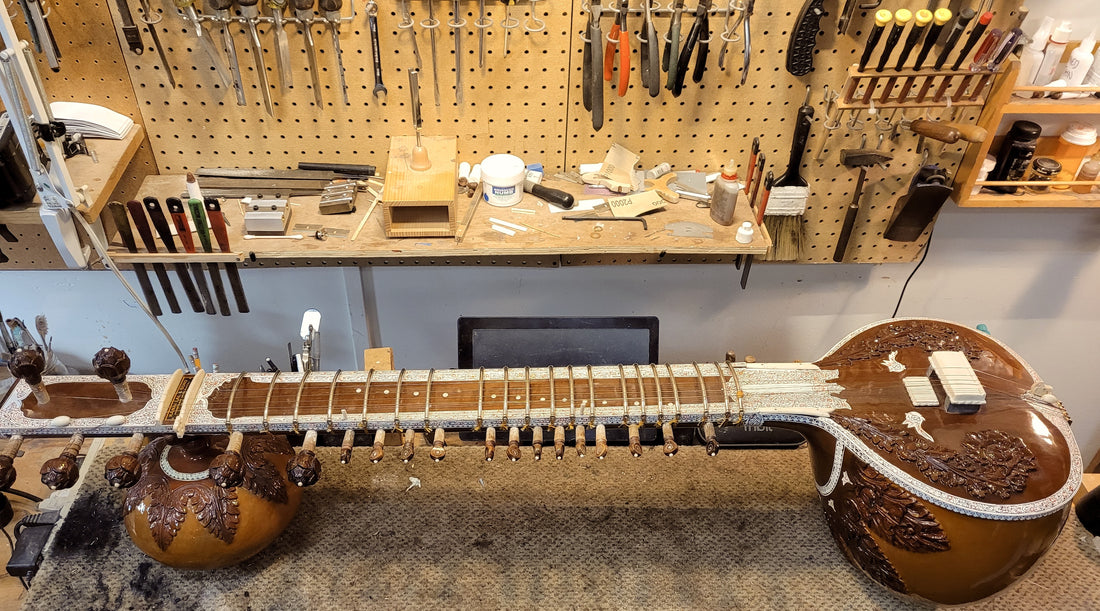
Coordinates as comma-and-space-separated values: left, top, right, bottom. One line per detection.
204, 198, 250, 313
167, 197, 217, 315
188, 198, 232, 316
107, 202, 162, 317
124, 200, 183, 314
143, 197, 207, 313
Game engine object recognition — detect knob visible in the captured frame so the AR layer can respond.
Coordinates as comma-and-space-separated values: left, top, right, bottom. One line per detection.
93, 347, 133, 402
208, 431, 245, 488
104, 433, 145, 488
8, 348, 48, 404
0, 436, 25, 490
286, 430, 321, 487
41, 434, 84, 490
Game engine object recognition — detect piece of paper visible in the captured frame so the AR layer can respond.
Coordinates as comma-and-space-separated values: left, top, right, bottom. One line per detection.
599, 144, 640, 185
550, 198, 604, 214
607, 191, 667, 218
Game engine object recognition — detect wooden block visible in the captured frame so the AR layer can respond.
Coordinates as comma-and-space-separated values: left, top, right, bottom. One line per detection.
363, 347, 394, 370
382, 136, 457, 238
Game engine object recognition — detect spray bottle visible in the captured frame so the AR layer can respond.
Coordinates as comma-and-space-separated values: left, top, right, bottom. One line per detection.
1015, 16, 1054, 97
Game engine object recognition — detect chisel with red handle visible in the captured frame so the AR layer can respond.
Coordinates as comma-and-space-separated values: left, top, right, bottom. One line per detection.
143, 197, 208, 313
167, 197, 218, 316
204, 198, 250, 313
188, 198, 232, 316
124, 200, 181, 314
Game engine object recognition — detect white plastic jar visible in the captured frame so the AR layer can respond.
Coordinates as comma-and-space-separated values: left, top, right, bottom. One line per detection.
480, 154, 526, 207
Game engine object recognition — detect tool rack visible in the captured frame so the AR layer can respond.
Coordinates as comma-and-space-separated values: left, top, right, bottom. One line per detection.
0, 0, 1030, 270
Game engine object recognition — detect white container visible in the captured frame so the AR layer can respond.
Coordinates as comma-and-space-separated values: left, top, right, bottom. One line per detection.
1034, 20, 1072, 87
973, 155, 996, 195
1016, 17, 1054, 97
480, 154, 526, 207
1060, 31, 1097, 86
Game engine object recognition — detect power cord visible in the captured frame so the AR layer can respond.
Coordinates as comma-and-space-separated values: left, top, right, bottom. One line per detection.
892, 230, 934, 318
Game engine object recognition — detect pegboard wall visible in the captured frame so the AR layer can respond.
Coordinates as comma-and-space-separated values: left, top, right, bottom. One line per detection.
22, 0, 1025, 263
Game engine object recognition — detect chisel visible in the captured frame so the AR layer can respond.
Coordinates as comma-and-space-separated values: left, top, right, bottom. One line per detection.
124, 200, 182, 314
858, 10, 891, 72
239, 0, 276, 115
951, 11, 992, 71
143, 197, 207, 313
268, 0, 295, 91
400, 0, 423, 70
204, 198, 250, 313
875, 9, 910, 72
173, 0, 234, 90
207, 0, 248, 106
934, 8, 975, 71
452, 0, 464, 104
188, 198, 232, 316
426, 0, 442, 106
293, 0, 326, 106
136, 0, 178, 88
107, 202, 162, 317
167, 197, 217, 315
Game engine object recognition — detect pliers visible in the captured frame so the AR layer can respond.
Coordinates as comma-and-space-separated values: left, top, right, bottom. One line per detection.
603, 0, 630, 96
671, 0, 711, 96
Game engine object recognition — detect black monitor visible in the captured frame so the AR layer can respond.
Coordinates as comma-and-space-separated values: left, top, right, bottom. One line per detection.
457, 316, 658, 369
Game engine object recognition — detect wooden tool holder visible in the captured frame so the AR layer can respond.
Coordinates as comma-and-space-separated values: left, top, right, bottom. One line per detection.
838, 65, 998, 112
2, 0, 1028, 267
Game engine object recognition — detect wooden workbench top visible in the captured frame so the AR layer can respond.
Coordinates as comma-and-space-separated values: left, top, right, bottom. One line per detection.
126, 173, 771, 266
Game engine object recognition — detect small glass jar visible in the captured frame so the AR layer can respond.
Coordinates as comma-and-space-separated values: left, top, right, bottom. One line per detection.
1026, 157, 1062, 193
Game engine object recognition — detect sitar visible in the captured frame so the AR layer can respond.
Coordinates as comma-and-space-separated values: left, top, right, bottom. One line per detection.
0, 318, 1081, 604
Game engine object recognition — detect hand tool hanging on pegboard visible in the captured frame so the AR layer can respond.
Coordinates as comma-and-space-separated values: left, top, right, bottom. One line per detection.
884, 162, 952, 242
188, 198, 232, 316
451, 0, 465, 104
501, 0, 518, 54
320, 0, 350, 105
874, 10, 909, 73
18, 0, 60, 71
951, 11, 992, 71
836, 0, 880, 36
857, 10, 890, 72
237, 0, 276, 114
113, 0, 145, 55
583, 0, 604, 131
366, 1, 387, 100
878, 9, 931, 104
268, 0, 295, 92
717, 0, 751, 85
833, 136, 892, 263
399, 0, 424, 70
167, 197, 217, 315
765, 86, 812, 262
135, 0, 177, 87
474, 0, 488, 67
292, 0, 325, 106
785, 0, 825, 76
671, 0, 710, 96
173, 0, 234, 90
106, 202, 163, 317
639, 0, 656, 94
896, 8, 950, 100
124, 199, 186, 314
424, 0, 442, 106
207, 0, 248, 106
143, 197, 208, 313
603, 0, 629, 97
933, 9, 974, 71
663, 0, 685, 88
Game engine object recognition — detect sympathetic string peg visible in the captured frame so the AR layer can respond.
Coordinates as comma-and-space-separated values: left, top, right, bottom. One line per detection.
9, 348, 49, 404
369, 429, 385, 463
400, 429, 416, 463
594, 424, 608, 459
484, 427, 496, 462
286, 430, 321, 487
104, 433, 145, 489
340, 429, 355, 464
0, 435, 24, 490
430, 427, 447, 461
554, 425, 565, 460
532, 426, 543, 461
628, 424, 642, 457
208, 431, 245, 488
40, 433, 84, 490
575, 425, 587, 457
507, 426, 521, 461
662, 422, 679, 456
704, 421, 719, 456
92, 347, 133, 403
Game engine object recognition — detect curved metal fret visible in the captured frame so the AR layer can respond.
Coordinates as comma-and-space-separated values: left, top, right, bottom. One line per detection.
392, 369, 406, 431
634, 364, 647, 425
548, 366, 556, 427
502, 366, 510, 429
567, 365, 577, 428
651, 364, 664, 424
292, 371, 310, 433
618, 364, 629, 426
712, 362, 731, 424
262, 371, 281, 432
586, 365, 596, 427
224, 372, 246, 433
359, 369, 375, 429
692, 362, 709, 423
326, 369, 342, 431
523, 366, 532, 429
666, 364, 681, 423
423, 368, 435, 431
475, 367, 485, 430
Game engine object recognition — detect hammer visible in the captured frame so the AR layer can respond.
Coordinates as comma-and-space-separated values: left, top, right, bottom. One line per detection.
834, 142, 893, 263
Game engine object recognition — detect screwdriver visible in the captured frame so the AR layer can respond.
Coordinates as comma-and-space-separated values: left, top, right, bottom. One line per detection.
267, 0, 295, 91
319, 0, 350, 105
894, 9, 931, 70
875, 9, 911, 72
206, 0, 247, 106
238, 0, 276, 116
941, 28, 999, 102
951, 11, 992, 71
912, 8, 951, 70
172, 0, 234, 91
934, 8, 975, 70
292, 0, 325, 106
858, 10, 891, 72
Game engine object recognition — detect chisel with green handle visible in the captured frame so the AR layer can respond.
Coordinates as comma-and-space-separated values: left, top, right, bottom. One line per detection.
188, 198, 232, 316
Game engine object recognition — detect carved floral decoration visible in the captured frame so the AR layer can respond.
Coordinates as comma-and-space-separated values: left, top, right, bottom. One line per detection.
819, 320, 986, 366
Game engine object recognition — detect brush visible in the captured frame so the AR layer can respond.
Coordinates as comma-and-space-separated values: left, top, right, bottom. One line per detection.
765, 86, 813, 262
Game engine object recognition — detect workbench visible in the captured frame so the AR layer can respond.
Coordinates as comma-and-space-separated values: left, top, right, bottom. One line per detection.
116, 174, 771, 268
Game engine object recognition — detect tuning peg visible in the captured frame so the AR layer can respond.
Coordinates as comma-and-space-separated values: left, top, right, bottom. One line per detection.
92, 347, 133, 403
104, 433, 145, 488
0, 436, 24, 490
703, 421, 719, 456
575, 425, 587, 457
628, 424, 642, 457
662, 422, 678, 456
286, 430, 321, 487
554, 425, 565, 460
484, 428, 496, 462
594, 424, 608, 459
8, 348, 49, 404
399, 429, 416, 463
532, 426, 543, 461
507, 427, 522, 461
369, 429, 385, 463
40, 434, 84, 490
429, 428, 446, 462
208, 431, 245, 488
340, 430, 355, 464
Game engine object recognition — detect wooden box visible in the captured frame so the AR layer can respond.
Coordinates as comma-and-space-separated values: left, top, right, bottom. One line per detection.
381, 136, 458, 238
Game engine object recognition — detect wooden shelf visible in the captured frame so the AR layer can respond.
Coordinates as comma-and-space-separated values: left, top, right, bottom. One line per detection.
1001, 98, 1100, 115
127, 174, 772, 266
959, 190, 1100, 208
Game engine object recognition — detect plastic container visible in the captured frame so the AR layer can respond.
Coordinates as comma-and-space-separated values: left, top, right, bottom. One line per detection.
988, 120, 1042, 194
709, 160, 740, 226
1060, 31, 1097, 86
480, 154, 526, 207
1016, 17, 1055, 96
1074, 158, 1100, 194
972, 155, 996, 195
1036, 123, 1098, 179
735, 222, 754, 244
1035, 20, 1072, 87
1025, 157, 1061, 193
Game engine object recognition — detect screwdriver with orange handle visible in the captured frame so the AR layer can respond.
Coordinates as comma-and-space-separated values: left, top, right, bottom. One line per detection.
603, 0, 630, 96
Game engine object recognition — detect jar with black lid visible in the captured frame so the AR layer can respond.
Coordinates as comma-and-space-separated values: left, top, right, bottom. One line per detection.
1026, 157, 1062, 193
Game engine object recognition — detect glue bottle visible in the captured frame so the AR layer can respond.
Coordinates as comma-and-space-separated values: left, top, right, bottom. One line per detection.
710, 161, 740, 226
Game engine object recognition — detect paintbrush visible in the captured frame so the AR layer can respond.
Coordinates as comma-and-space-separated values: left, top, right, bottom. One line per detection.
765, 86, 812, 262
